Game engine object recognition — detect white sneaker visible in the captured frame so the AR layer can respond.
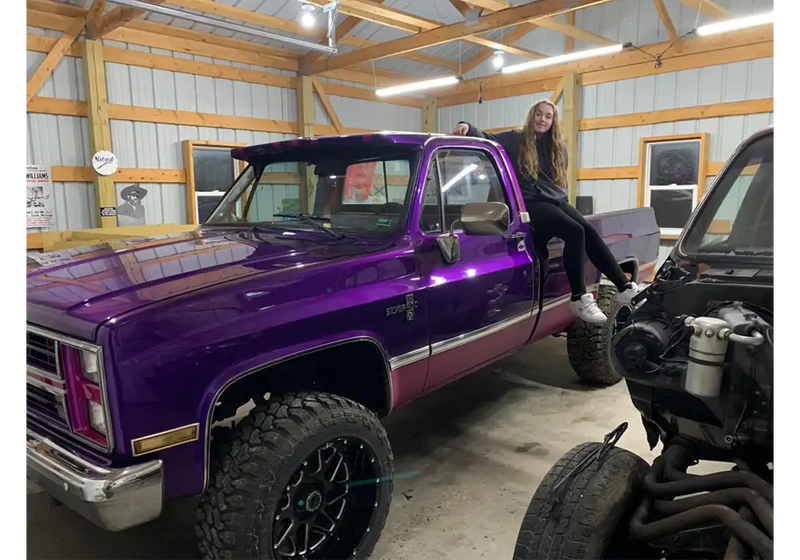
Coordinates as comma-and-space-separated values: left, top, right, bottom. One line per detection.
617, 282, 643, 305
569, 293, 608, 324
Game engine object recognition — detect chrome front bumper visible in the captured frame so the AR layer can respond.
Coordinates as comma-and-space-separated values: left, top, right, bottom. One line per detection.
26, 430, 163, 532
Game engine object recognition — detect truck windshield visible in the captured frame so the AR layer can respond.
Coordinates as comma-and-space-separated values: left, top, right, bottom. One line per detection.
681, 133, 773, 257
204, 148, 417, 236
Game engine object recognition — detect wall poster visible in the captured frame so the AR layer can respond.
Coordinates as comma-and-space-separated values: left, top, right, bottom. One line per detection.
26, 165, 56, 229
117, 184, 148, 227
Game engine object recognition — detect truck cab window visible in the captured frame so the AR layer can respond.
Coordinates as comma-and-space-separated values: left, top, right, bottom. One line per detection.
420, 148, 509, 234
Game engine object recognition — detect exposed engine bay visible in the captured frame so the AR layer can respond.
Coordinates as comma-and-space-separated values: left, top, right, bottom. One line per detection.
610, 258, 774, 559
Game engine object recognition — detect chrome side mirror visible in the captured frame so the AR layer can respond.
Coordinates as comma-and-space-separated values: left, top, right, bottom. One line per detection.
460, 202, 510, 236
436, 233, 460, 264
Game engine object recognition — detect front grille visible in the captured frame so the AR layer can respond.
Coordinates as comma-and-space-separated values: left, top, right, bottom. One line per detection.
27, 383, 69, 427
27, 330, 58, 376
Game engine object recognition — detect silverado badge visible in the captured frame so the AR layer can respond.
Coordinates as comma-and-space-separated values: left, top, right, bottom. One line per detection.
386, 294, 418, 322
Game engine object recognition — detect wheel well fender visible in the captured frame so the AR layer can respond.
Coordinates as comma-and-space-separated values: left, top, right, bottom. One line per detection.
200, 335, 392, 493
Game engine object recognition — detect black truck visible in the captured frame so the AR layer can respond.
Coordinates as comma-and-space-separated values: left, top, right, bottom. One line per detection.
513, 126, 774, 560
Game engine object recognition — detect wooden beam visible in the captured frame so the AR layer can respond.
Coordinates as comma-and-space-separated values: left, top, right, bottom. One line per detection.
676, 0, 732, 19
460, 23, 538, 74
653, 0, 679, 44
580, 98, 773, 130
341, 36, 461, 70
297, 76, 315, 213
448, 0, 476, 17
27, 8, 300, 72
27, 0, 84, 17
550, 78, 564, 103
576, 162, 732, 181
85, 0, 108, 37
467, 0, 512, 9
534, 18, 616, 46
26, 15, 86, 106
303, 0, 546, 60
435, 25, 773, 105
34, 2, 401, 80
422, 97, 437, 133
50, 166, 187, 183
94, 0, 167, 38
168, 0, 319, 39
452, 1, 613, 71
311, 77, 343, 135
486, 97, 773, 134
565, 11, 575, 52
562, 73, 579, 206
307, 0, 608, 74
27, 96, 375, 136
82, 39, 116, 228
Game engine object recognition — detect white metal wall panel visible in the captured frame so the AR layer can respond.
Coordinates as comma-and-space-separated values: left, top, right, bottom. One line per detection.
27, 25, 93, 234
99, 39, 301, 225
579, 58, 774, 168
438, 90, 554, 133
574, 0, 772, 52
314, 95, 423, 132
577, 179, 638, 215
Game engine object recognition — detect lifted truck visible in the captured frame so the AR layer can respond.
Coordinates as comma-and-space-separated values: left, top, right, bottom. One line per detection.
26, 132, 658, 559
512, 127, 773, 560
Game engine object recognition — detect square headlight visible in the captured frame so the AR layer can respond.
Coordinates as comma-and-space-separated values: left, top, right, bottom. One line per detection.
80, 350, 101, 384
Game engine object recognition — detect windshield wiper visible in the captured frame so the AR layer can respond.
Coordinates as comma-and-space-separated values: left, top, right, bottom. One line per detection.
273, 213, 345, 239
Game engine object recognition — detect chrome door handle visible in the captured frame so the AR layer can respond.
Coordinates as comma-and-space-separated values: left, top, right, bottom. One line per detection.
503, 231, 527, 240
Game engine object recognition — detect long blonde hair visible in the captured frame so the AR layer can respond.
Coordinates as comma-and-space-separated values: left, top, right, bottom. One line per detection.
518, 99, 567, 188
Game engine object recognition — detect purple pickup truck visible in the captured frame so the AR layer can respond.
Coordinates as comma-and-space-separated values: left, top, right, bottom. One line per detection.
26, 132, 659, 559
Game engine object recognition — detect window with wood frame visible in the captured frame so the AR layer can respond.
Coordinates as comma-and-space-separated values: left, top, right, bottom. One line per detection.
183, 140, 245, 225
637, 133, 709, 239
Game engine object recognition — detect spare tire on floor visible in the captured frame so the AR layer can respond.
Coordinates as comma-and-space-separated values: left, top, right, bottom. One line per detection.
567, 285, 623, 385
513, 442, 650, 560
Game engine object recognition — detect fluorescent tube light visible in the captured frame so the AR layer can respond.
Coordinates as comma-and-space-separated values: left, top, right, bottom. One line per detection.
375, 76, 461, 97
502, 44, 624, 75
696, 12, 773, 36
442, 164, 478, 193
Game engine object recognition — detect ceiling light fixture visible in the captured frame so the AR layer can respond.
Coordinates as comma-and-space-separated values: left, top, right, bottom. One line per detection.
696, 11, 773, 36
502, 44, 625, 75
300, 4, 317, 29
491, 50, 505, 69
375, 76, 461, 98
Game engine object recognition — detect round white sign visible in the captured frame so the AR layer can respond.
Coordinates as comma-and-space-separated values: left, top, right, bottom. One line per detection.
92, 150, 119, 176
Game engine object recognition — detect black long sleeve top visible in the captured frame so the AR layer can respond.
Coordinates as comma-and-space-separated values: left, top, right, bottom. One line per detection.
458, 121, 568, 204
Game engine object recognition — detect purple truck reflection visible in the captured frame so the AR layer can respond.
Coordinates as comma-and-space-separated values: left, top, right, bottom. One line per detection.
26, 132, 659, 559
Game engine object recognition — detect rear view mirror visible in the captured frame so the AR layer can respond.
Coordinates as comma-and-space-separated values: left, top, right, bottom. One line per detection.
460, 202, 510, 235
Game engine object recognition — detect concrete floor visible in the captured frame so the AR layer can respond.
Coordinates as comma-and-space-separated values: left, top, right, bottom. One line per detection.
28, 336, 663, 560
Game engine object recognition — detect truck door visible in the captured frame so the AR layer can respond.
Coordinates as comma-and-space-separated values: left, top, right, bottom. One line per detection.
416, 146, 535, 391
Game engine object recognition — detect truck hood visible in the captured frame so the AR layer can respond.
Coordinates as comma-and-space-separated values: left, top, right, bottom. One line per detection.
27, 228, 394, 336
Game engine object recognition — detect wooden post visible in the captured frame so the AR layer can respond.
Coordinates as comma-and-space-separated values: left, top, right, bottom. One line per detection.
562, 73, 580, 207
83, 39, 117, 228
296, 75, 315, 213
422, 97, 438, 133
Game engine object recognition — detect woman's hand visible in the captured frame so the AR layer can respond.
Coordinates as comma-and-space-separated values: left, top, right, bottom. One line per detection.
451, 123, 469, 136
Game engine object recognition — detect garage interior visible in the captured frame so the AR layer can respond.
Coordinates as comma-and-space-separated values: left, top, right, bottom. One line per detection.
26, 0, 773, 558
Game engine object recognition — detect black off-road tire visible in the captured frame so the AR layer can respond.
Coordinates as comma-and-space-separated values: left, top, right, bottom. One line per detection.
513, 442, 650, 560
197, 391, 393, 560
567, 285, 622, 385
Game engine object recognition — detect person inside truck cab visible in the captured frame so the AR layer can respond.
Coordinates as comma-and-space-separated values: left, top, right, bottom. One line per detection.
451, 99, 641, 324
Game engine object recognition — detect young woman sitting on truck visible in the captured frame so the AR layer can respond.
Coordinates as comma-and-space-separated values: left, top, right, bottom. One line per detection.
451, 99, 641, 324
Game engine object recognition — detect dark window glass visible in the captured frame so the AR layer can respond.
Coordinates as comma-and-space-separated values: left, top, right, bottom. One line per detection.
198, 195, 224, 223
194, 148, 236, 193
650, 189, 695, 229
649, 141, 701, 186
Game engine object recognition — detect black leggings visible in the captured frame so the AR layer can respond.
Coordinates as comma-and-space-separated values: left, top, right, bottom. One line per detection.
527, 199, 629, 298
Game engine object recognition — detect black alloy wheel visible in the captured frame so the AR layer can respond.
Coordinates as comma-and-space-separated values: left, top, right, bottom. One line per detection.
273, 437, 381, 559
